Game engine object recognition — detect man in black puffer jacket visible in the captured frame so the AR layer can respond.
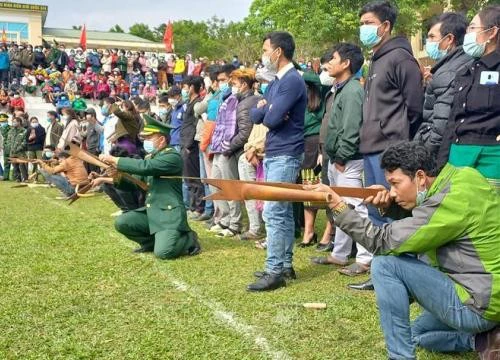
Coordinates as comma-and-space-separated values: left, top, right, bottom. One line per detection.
414, 12, 473, 157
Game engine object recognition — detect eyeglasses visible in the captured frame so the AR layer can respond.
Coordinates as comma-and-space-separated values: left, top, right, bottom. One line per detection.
466, 26, 486, 32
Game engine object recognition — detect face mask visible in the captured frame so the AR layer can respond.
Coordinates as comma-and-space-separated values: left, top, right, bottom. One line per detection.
31, 122, 39, 128
158, 108, 168, 119
463, 30, 488, 58
260, 83, 269, 94
64, 115, 71, 121
12, 122, 19, 127
181, 89, 189, 101
168, 98, 178, 107
415, 179, 428, 206
45, 151, 53, 159
47, 117, 53, 123
143, 139, 155, 153
0, 122, 7, 127
360, 24, 382, 48
219, 82, 229, 92
13, 94, 19, 98
319, 71, 335, 86
231, 86, 239, 95
262, 49, 279, 72
425, 37, 448, 61
101, 106, 109, 116
204, 77, 212, 90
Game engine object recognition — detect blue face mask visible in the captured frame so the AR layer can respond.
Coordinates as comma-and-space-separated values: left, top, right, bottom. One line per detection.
219, 82, 229, 93
181, 89, 189, 101
143, 140, 155, 153
416, 179, 428, 207
45, 151, 53, 159
158, 109, 168, 119
425, 39, 448, 61
101, 106, 109, 116
260, 83, 269, 94
463, 31, 488, 58
360, 24, 382, 48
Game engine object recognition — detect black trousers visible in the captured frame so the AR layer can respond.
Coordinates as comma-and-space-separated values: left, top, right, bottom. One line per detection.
181, 144, 205, 213
102, 183, 144, 212
13, 163, 28, 182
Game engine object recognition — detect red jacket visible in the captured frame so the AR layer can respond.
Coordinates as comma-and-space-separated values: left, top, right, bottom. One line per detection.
10, 97, 25, 110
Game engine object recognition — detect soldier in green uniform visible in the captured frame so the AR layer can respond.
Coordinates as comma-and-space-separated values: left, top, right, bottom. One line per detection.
8, 117, 28, 182
0, 113, 11, 180
100, 115, 201, 260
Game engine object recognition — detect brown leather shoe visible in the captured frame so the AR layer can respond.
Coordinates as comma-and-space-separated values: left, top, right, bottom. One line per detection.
476, 326, 500, 360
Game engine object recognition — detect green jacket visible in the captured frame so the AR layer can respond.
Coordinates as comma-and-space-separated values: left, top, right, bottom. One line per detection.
72, 98, 87, 112
117, 55, 128, 73
116, 147, 190, 234
8, 127, 27, 156
334, 164, 500, 321
302, 71, 328, 137
1, 124, 10, 154
325, 77, 364, 165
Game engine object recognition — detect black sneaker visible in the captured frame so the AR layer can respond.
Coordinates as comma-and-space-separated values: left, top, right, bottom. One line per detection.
254, 267, 297, 280
133, 245, 154, 253
247, 273, 286, 292
187, 232, 202, 256
316, 242, 334, 252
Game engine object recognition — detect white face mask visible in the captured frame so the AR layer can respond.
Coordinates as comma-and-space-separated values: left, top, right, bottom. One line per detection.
168, 98, 179, 107
319, 71, 335, 86
231, 86, 239, 95
262, 48, 279, 72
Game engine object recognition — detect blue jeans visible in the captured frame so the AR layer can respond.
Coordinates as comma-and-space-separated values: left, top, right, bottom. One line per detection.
363, 153, 392, 226
173, 145, 190, 209
199, 150, 213, 216
263, 155, 302, 275
40, 170, 75, 196
371, 255, 497, 360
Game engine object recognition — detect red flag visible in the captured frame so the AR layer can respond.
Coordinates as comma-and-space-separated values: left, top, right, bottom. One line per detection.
1, 27, 7, 44
79, 24, 87, 51
163, 21, 174, 53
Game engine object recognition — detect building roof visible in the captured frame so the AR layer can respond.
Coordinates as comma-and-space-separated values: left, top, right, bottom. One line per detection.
43, 27, 158, 44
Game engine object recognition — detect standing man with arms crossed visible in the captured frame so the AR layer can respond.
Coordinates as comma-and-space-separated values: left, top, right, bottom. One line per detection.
249, 31, 307, 292
353, 0, 424, 291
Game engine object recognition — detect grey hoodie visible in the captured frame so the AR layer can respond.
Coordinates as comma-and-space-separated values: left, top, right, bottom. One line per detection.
360, 36, 424, 155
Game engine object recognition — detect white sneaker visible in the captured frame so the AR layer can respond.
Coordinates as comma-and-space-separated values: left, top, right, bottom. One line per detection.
55, 195, 71, 200
110, 210, 123, 217
216, 228, 237, 238
209, 224, 225, 233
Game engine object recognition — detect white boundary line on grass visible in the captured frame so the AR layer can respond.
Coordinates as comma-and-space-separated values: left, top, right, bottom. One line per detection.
30, 188, 292, 360
169, 278, 291, 360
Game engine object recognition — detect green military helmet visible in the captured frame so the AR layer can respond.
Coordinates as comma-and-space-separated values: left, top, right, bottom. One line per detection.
140, 113, 172, 137
0, 113, 8, 122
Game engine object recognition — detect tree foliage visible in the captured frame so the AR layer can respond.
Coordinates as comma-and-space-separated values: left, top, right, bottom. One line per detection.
113, 0, 499, 61
129, 23, 156, 42
109, 24, 125, 33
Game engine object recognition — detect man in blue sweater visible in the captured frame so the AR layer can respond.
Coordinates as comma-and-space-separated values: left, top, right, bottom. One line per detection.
249, 31, 307, 292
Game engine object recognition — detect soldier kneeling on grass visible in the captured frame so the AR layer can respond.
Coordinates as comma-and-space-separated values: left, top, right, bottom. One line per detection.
99, 114, 201, 260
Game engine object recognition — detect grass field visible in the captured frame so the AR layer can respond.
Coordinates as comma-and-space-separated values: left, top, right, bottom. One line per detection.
0, 181, 476, 359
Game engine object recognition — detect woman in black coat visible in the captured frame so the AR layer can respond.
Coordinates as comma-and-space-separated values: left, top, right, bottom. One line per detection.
26, 116, 46, 179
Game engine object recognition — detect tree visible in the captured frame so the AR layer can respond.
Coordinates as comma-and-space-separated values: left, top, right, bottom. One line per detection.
72, 25, 82, 30
109, 24, 125, 33
129, 23, 156, 42
244, 0, 435, 57
450, 0, 499, 18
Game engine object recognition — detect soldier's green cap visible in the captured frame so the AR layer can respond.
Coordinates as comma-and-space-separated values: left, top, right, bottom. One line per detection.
140, 114, 172, 137
0, 113, 8, 122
